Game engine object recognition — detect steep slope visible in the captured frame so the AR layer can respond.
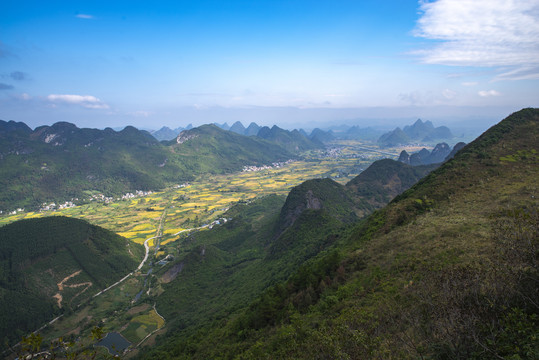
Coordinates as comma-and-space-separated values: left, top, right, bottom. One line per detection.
379, 119, 453, 146
0, 122, 175, 211
403, 118, 435, 139
0, 216, 144, 347
346, 158, 436, 213
257, 125, 323, 153
138, 108, 538, 359
137, 154, 439, 360
172, 124, 293, 172
400, 142, 462, 166
233, 108, 539, 359
0, 122, 295, 211
445, 141, 467, 160
229, 121, 247, 134
377, 127, 410, 147
309, 128, 335, 143
245, 122, 261, 136
273, 178, 358, 238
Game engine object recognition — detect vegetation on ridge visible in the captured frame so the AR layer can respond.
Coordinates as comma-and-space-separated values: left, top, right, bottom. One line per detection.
137, 109, 538, 359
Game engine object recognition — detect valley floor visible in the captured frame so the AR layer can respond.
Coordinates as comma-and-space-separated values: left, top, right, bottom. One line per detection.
1, 140, 406, 357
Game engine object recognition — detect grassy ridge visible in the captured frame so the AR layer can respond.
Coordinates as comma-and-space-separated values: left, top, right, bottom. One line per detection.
137, 109, 538, 359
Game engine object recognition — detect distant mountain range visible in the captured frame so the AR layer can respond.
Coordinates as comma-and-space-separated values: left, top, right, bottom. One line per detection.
378, 119, 453, 147
0, 121, 302, 211
151, 119, 452, 145
151, 124, 193, 141
398, 142, 466, 166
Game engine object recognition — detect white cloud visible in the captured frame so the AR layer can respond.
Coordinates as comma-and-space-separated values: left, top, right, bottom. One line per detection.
47, 94, 109, 109
414, 0, 539, 80
75, 14, 94, 19
478, 90, 501, 97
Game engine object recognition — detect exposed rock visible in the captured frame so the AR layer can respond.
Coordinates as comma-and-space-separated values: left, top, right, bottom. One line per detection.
176, 130, 199, 144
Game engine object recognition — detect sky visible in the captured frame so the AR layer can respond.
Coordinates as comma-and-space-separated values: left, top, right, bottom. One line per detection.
1, 0, 538, 130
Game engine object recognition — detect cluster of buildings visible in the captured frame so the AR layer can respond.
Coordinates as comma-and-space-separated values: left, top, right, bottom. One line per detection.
242, 159, 294, 172
87, 190, 153, 204
39, 201, 76, 212
120, 190, 153, 201
89, 193, 115, 203
2, 208, 25, 215
323, 147, 369, 159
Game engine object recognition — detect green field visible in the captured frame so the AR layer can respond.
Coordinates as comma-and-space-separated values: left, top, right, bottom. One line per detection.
0, 140, 402, 355
0, 140, 398, 245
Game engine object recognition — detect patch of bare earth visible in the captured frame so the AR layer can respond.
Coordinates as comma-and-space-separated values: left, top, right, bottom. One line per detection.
161, 262, 184, 283
52, 270, 93, 308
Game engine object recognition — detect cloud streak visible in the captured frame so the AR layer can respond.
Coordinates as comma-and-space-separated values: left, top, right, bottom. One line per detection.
478, 90, 501, 97
75, 14, 94, 19
0, 83, 14, 90
47, 94, 109, 109
414, 0, 539, 80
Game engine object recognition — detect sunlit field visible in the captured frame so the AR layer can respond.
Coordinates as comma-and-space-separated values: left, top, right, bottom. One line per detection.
0, 141, 398, 248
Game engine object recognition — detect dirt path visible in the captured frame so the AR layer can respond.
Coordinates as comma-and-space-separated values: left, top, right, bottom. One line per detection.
53, 270, 93, 308
57, 270, 82, 291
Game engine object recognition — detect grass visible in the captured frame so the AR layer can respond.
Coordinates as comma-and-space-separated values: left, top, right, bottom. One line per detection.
0, 139, 398, 353
122, 309, 166, 343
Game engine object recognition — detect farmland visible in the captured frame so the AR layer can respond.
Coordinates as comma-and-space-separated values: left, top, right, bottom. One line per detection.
0, 140, 399, 246
0, 140, 403, 355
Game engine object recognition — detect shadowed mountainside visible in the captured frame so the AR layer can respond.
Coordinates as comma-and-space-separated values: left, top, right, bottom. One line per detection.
0, 216, 144, 348
138, 108, 538, 359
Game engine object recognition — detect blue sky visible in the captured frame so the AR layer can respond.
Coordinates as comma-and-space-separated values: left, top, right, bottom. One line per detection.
1, 0, 538, 130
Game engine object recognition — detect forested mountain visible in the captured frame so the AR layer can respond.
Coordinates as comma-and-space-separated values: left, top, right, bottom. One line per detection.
0, 121, 294, 211
378, 119, 453, 147
150, 124, 193, 141
151, 126, 179, 141
0, 216, 143, 347
138, 108, 538, 359
229, 121, 247, 134
346, 158, 436, 212
398, 142, 465, 166
171, 124, 293, 171
309, 128, 335, 143
377, 127, 410, 147
134, 136, 446, 359
245, 122, 261, 136
256, 125, 323, 152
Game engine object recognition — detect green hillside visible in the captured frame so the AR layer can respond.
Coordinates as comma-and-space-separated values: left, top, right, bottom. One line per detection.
171, 124, 293, 172
138, 108, 538, 359
346, 158, 436, 212
134, 139, 444, 359
0, 216, 144, 346
257, 125, 323, 153
0, 122, 294, 211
